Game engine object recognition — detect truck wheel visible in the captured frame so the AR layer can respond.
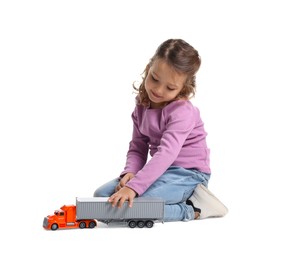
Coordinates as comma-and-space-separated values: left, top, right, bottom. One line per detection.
88, 221, 96, 228
137, 221, 145, 228
128, 220, 137, 228
79, 222, 86, 229
145, 220, 154, 228
51, 223, 58, 230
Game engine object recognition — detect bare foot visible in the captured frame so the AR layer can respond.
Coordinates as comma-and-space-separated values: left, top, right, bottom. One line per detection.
194, 211, 200, 219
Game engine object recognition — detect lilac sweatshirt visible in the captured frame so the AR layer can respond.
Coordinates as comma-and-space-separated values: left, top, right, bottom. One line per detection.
122, 99, 211, 196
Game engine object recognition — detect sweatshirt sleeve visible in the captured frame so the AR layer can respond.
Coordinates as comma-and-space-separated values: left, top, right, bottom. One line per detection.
120, 106, 149, 176
126, 101, 196, 195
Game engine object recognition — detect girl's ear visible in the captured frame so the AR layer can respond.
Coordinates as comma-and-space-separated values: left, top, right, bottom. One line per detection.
176, 86, 187, 99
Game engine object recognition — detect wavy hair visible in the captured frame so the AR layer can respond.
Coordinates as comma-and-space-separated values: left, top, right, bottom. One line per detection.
134, 39, 201, 106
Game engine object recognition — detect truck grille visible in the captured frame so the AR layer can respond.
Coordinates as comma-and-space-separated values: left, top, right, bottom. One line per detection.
43, 217, 48, 228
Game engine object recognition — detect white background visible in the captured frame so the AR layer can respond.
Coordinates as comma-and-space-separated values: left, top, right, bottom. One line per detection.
1, 0, 280, 259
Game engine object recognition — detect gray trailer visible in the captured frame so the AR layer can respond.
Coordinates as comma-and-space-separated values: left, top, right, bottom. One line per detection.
76, 197, 165, 228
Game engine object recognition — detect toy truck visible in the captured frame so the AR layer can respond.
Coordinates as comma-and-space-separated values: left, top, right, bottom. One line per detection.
43, 197, 165, 230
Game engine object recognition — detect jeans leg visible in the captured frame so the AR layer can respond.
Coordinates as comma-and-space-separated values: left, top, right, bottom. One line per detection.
141, 167, 210, 204
94, 178, 119, 197
141, 167, 210, 221
164, 203, 194, 222
93, 167, 210, 222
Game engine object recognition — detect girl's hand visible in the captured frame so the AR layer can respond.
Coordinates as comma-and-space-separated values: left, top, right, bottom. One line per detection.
115, 172, 135, 192
108, 186, 137, 208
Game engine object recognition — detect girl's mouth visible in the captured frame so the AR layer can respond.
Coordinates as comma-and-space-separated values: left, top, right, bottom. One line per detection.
151, 90, 162, 99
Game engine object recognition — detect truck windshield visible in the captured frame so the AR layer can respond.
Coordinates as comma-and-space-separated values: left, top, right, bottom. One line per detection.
54, 210, 64, 216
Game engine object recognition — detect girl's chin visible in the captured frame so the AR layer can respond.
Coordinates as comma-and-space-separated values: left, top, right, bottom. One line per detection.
150, 100, 166, 109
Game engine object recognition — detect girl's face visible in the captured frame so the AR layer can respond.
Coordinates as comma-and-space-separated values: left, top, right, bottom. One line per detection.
144, 59, 187, 108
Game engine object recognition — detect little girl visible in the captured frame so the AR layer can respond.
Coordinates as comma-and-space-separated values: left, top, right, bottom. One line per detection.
94, 39, 227, 221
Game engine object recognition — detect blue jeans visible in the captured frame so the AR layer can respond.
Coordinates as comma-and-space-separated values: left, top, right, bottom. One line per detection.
94, 166, 210, 222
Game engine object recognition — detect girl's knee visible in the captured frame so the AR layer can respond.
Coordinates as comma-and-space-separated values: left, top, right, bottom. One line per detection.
93, 187, 100, 197
93, 187, 111, 197
93, 178, 119, 197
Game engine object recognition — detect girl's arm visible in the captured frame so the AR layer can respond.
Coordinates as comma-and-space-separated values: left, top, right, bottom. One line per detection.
126, 102, 197, 196
108, 107, 148, 208
120, 108, 149, 176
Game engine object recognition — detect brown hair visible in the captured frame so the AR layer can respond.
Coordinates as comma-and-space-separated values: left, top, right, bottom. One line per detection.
134, 39, 201, 106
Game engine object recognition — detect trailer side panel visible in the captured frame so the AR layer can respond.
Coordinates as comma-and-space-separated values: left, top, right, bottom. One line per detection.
76, 197, 164, 221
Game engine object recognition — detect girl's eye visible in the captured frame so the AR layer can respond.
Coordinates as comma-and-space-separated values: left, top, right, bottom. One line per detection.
151, 75, 158, 82
167, 87, 175, 91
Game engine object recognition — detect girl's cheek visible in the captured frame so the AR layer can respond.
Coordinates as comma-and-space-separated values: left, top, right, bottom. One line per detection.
144, 78, 149, 88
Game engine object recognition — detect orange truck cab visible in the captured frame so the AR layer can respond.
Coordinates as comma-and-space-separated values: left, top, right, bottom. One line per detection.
43, 205, 97, 231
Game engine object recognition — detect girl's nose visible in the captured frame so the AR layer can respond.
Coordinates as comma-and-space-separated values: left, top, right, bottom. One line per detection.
154, 85, 164, 95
